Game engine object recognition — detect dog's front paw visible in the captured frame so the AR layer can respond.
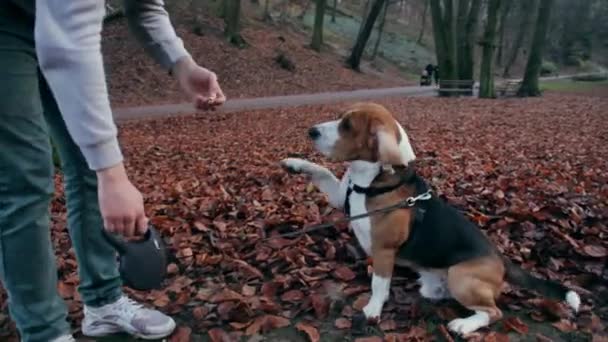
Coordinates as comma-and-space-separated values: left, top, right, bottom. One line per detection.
447, 313, 489, 335
280, 158, 312, 174
362, 301, 383, 323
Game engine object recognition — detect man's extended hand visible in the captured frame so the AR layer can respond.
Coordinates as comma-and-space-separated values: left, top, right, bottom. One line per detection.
173, 56, 226, 111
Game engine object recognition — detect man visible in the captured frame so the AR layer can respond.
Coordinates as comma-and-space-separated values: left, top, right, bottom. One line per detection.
0, 1, 226, 341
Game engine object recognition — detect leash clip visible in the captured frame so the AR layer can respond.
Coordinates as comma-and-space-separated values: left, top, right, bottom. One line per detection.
404, 190, 432, 207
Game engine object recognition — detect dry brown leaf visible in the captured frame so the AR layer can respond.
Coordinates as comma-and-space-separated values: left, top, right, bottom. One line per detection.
168, 326, 192, 342
208, 328, 232, 342
353, 293, 370, 311
296, 322, 320, 342
192, 306, 208, 320
209, 289, 244, 303
582, 245, 607, 258
281, 289, 305, 302
244, 315, 290, 336
552, 319, 577, 332
333, 266, 356, 281
310, 294, 329, 319
502, 317, 529, 334
334, 317, 351, 329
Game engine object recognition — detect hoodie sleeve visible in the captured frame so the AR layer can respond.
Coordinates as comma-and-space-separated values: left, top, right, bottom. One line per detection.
122, 0, 191, 71
35, 0, 123, 171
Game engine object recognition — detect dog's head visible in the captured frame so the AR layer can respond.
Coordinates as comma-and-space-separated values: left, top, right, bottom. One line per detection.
307, 102, 416, 165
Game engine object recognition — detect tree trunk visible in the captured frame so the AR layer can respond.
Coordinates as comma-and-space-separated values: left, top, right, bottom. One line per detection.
503, 0, 538, 77
357, 0, 372, 39
430, 0, 458, 83
495, 0, 512, 66
457, 0, 482, 81
518, 0, 554, 97
347, 0, 386, 70
331, 0, 338, 22
224, 0, 246, 46
311, 0, 327, 51
479, 0, 502, 98
416, 0, 429, 44
263, 0, 271, 21
371, 0, 389, 59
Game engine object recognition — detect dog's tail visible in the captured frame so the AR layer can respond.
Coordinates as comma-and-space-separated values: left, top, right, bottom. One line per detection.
503, 258, 580, 312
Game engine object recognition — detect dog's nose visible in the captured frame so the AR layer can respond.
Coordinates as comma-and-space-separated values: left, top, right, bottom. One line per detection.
308, 127, 321, 139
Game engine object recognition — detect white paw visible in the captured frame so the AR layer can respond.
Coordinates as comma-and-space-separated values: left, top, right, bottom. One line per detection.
362, 301, 383, 321
281, 158, 313, 174
447, 312, 490, 335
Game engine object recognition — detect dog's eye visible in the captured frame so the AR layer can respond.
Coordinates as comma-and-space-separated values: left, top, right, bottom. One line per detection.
340, 118, 352, 131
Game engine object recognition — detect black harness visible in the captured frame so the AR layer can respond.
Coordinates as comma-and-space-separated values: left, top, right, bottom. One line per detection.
343, 166, 426, 224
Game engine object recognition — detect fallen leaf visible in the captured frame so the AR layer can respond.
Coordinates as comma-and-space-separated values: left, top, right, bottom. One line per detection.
353, 294, 370, 311
552, 319, 577, 332
208, 328, 232, 342
354, 337, 382, 342
192, 306, 208, 320
167, 263, 179, 274
210, 289, 244, 303
242, 285, 257, 297
333, 266, 356, 281
379, 319, 397, 331
483, 331, 509, 342
334, 317, 351, 329
583, 245, 607, 258
169, 326, 192, 342
281, 289, 305, 302
310, 294, 329, 319
245, 315, 290, 336
296, 322, 320, 342
502, 317, 529, 334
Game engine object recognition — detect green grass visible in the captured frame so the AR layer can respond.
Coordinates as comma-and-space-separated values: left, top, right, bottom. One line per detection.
540, 79, 608, 92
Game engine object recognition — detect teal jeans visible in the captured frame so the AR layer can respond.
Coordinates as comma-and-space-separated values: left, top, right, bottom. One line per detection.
0, 2, 123, 341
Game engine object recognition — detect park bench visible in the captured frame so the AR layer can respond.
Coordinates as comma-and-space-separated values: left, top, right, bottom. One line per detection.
438, 79, 475, 97
496, 79, 521, 97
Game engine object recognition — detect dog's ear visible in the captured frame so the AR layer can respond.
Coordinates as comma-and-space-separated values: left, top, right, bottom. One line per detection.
368, 122, 405, 166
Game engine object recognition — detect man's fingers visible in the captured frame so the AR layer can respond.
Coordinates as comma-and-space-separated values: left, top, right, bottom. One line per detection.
112, 219, 128, 237
104, 219, 116, 234
123, 216, 135, 236
136, 214, 149, 236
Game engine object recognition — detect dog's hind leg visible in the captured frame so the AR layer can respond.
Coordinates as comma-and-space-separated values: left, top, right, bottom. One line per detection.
281, 158, 346, 208
446, 257, 505, 336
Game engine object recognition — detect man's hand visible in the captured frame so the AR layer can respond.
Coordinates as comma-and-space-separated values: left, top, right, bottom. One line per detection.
173, 56, 226, 111
97, 163, 148, 238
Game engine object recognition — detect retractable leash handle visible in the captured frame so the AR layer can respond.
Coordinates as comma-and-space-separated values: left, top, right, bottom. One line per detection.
102, 225, 168, 291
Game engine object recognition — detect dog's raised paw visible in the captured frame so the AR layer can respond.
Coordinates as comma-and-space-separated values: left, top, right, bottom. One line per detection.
280, 158, 308, 174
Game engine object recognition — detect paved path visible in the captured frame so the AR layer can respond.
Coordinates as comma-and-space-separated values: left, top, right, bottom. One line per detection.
114, 85, 436, 121
113, 72, 603, 122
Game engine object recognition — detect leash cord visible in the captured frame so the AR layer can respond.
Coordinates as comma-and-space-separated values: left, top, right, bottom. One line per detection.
262, 190, 432, 241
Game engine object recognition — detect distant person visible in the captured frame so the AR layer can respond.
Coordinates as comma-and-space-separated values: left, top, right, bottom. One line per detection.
0, 1, 225, 341
425, 63, 435, 79
420, 69, 431, 86
434, 65, 440, 85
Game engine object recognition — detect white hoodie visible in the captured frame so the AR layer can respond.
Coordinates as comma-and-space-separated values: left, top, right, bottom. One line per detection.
34, 0, 190, 170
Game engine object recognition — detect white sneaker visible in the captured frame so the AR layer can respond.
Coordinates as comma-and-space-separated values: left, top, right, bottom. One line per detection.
82, 296, 176, 340
50, 335, 76, 342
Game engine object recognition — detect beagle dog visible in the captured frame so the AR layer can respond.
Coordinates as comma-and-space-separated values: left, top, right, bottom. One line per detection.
281, 102, 580, 335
